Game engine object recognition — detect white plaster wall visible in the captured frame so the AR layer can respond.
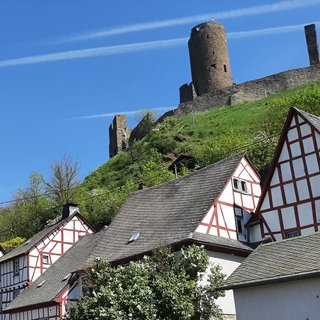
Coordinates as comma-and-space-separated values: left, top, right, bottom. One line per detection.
234, 277, 320, 320
10, 305, 60, 320
207, 251, 245, 315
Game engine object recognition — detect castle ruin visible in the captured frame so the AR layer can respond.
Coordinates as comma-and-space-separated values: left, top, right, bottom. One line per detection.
109, 22, 320, 158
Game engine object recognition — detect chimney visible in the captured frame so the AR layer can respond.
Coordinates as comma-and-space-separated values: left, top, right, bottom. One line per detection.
62, 203, 79, 220
138, 183, 148, 190
304, 24, 320, 66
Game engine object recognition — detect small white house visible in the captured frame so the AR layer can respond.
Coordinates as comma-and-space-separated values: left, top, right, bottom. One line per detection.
220, 231, 320, 320
0, 205, 94, 320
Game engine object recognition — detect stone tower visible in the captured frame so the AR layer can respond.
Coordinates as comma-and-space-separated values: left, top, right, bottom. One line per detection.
188, 21, 232, 96
109, 115, 131, 158
304, 24, 319, 66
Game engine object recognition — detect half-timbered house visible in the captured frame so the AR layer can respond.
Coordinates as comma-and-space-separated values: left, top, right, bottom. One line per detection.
250, 107, 320, 242
3, 153, 261, 320
0, 205, 94, 319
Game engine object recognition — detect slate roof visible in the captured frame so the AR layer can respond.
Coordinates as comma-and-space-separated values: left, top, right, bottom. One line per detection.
221, 232, 320, 290
5, 153, 254, 312
5, 232, 103, 311
84, 152, 252, 265
0, 212, 83, 263
297, 107, 320, 131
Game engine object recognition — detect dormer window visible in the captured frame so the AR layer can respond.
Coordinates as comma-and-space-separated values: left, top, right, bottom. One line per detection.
232, 178, 248, 193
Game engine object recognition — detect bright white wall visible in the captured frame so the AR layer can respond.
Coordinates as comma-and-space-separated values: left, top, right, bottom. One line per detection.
207, 251, 245, 315
233, 277, 320, 320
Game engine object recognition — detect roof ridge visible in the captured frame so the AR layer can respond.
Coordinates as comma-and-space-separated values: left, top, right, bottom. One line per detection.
259, 231, 320, 248
132, 152, 246, 195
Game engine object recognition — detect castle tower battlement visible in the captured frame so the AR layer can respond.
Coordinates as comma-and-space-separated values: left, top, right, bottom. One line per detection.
188, 22, 232, 96
109, 115, 131, 158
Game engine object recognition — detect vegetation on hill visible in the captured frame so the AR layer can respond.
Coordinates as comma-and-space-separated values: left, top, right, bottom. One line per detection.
85, 81, 320, 186
1, 82, 320, 245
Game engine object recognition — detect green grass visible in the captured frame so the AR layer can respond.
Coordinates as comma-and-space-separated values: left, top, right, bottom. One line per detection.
85, 81, 320, 191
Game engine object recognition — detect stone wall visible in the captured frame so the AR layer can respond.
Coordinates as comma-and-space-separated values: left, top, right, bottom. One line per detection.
128, 113, 155, 147
174, 65, 320, 117
109, 115, 132, 158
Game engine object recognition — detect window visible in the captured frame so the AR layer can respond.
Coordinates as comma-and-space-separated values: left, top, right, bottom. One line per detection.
232, 178, 248, 194
128, 232, 140, 243
241, 180, 247, 193
233, 178, 239, 190
237, 218, 243, 234
12, 289, 19, 299
13, 259, 19, 276
42, 254, 49, 265
224, 64, 227, 72
284, 230, 301, 239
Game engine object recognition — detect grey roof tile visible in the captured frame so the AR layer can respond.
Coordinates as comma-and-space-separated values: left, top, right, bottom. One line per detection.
222, 232, 320, 289
5, 232, 103, 311
297, 107, 320, 131
84, 152, 248, 265
6, 153, 252, 311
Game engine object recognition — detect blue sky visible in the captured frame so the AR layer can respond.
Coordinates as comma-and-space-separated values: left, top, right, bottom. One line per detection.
0, 0, 320, 205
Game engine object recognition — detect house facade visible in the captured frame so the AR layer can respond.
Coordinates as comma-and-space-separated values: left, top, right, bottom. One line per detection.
3, 153, 261, 320
196, 155, 261, 242
221, 232, 320, 320
250, 107, 320, 242
0, 205, 94, 320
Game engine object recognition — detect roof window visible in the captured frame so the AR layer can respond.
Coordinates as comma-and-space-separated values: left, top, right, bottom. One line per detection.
128, 232, 140, 243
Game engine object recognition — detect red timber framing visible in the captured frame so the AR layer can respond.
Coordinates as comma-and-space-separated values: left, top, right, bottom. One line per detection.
27, 214, 92, 282
195, 155, 261, 242
0, 212, 94, 319
6, 304, 60, 320
256, 108, 320, 241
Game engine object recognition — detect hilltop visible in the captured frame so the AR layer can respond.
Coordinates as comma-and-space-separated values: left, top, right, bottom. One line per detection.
84, 81, 320, 191
1, 82, 320, 247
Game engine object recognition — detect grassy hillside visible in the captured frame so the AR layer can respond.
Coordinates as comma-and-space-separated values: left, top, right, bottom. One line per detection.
84, 81, 320, 192
2, 81, 320, 248
1, 82, 320, 244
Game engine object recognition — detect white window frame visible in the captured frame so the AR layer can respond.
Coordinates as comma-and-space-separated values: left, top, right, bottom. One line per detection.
232, 178, 248, 194
42, 254, 50, 265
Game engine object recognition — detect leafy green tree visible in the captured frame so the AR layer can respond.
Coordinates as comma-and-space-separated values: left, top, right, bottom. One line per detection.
0, 173, 53, 240
0, 237, 26, 251
67, 245, 225, 320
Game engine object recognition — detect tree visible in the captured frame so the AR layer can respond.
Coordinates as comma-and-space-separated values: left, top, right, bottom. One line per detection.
44, 155, 81, 205
0, 173, 53, 240
67, 245, 225, 320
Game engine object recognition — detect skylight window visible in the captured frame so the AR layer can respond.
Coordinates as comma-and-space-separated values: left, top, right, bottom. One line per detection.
128, 232, 140, 243
37, 280, 46, 288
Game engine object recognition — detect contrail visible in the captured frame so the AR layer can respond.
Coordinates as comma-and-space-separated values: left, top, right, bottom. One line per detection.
0, 38, 187, 68
228, 22, 320, 39
0, 22, 318, 68
68, 107, 173, 121
54, 0, 320, 43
